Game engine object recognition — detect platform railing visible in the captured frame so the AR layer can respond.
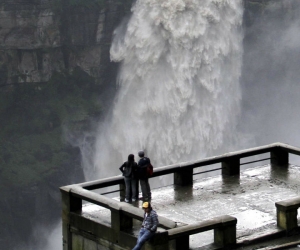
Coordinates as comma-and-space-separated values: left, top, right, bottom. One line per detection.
60, 142, 300, 250
66, 142, 298, 195
61, 185, 238, 250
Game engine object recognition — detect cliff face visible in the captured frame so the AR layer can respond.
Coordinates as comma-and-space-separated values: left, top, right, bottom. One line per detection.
0, 0, 295, 87
0, 1, 133, 249
0, 0, 298, 249
0, 0, 131, 86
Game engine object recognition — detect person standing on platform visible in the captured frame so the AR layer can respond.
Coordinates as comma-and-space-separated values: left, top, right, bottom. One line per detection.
137, 150, 152, 201
119, 154, 138, 202
132, 202, 158, 250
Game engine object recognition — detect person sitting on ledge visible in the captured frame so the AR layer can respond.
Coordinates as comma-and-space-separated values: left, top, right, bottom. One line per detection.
132, 202, 158, 250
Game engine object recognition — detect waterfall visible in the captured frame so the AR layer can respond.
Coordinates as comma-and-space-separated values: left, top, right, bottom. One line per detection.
87, 0, 243, 180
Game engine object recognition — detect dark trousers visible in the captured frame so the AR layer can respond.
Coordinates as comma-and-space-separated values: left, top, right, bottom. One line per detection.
140, 178, 151, 201
124, 176, 137, 201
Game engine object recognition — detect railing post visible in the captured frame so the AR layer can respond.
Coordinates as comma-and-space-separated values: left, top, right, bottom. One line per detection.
271, 148, 289, 166
111, 209, 133, 231
174, 167, 193, 186
275, 202, 298, 232
174, 236, 189, 250
119, 182, 125, 201
214, 218, 237, 247
222, 157, 240, 176
60, 187, 82, 250
110, 209, 133, 247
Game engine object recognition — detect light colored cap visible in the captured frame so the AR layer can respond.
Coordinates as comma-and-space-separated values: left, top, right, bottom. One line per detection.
142, 202, 150, 208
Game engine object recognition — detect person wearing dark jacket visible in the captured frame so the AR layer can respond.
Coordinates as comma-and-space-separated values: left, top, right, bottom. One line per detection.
132, 202, 158, 250
137, 150, 151, 201
119, 154, 138, 202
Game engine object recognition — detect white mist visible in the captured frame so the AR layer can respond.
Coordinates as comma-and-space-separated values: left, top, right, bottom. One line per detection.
87, 0, 244, 180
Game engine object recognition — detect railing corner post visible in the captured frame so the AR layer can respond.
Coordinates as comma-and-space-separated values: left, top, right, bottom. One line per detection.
275, 203, 298, 232
60, 187, 82, 250
214, 223, 236, 247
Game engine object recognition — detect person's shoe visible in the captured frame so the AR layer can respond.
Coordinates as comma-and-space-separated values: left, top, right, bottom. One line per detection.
132, 198, 136, 202
125, 198, 130, 203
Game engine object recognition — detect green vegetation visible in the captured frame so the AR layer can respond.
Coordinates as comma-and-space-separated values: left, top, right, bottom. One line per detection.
0, 67, 101, 188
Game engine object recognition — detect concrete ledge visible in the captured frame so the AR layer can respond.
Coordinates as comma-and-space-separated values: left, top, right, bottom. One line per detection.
276, 197, 300, 211
168, 215, 237, 249
69, 186, 176, 229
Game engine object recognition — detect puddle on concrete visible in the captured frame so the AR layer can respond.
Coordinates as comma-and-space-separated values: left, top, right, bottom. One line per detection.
234, 209, 275, 230
190, 231, 213, 248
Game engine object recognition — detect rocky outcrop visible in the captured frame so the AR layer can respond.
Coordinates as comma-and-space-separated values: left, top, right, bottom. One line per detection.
0, 0, 296, 87
0, 0, 132, 86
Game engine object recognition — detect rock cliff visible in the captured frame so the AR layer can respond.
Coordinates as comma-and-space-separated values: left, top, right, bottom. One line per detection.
0, 0, 131, 86
0, 0, 298, 249
0, 0, 133, 249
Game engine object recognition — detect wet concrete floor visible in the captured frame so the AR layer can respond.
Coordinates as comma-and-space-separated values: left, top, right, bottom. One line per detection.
82, 164, 300, 249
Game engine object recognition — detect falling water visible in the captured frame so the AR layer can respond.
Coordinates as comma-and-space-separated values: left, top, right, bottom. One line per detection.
87, 0, 243, 180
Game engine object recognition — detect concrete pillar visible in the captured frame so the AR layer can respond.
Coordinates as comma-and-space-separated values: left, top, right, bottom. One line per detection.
60, 187, 82, 250
174, 235, 189, 250
62, 220, 71, 250
275, 204, 298, 231
271, 148, 289, 166
214, 224, 236, 247
119, 182, 125, 202
111, 209, 133, 231
174, 168, 193, 186
222, 157, 240, 176
72, 233, 83, 250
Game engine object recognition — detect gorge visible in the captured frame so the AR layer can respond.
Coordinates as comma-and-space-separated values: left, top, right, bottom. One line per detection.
0, 0, 300, 249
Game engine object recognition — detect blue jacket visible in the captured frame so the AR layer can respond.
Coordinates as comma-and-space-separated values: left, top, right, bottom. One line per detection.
141, 209, 158, 232
137, 157, 150, 179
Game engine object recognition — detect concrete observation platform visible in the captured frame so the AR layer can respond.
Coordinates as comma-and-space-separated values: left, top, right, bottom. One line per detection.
61, 143, 300, 250
81, 164, 300, 249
